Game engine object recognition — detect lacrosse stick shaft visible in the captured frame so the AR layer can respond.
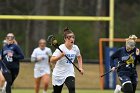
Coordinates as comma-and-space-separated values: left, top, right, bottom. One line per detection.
100, 63, 126, 77
100, 70, 112, 77
57, 47, 81, 72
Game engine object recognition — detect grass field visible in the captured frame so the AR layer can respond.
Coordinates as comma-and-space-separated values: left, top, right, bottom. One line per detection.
12, 89, 140, 93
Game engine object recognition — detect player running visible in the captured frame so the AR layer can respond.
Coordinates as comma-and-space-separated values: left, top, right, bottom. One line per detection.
0, 40, 7, 92
110, 35, 140, 93
50, 27, 84, 93
31, 39, 52, 93
1, 33, 24, 93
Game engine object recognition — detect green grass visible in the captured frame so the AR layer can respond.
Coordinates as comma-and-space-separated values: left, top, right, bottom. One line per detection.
12, 89, 140, 93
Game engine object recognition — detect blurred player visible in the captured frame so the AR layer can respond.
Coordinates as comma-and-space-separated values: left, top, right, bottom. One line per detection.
1, 33, 24, 93
50, 27, 84, 93
31, 39, 52, 93
110, 35, 140, 93
0, 40, 7, 92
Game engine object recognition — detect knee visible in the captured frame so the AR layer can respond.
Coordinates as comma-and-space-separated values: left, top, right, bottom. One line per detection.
122, 82, 133, 93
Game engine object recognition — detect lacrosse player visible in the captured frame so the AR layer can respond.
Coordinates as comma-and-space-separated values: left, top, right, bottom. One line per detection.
50, 27, 84, 93
31, 39, 52, 93
110, 35, 140, 93
0, 33, 24, 93
0, 40, 7, 92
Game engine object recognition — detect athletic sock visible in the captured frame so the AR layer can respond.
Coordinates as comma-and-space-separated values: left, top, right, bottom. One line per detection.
43, 90, 46, 93
114, 85, 121, 93
2, 82, 7, 93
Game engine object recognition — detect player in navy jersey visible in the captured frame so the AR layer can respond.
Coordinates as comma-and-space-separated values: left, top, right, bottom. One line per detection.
110, 35, 140, 93
1, 33, 24, 93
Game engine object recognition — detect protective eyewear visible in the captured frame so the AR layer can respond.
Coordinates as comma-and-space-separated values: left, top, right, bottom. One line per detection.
66, 35, 75, 39
6, 36, 15, 40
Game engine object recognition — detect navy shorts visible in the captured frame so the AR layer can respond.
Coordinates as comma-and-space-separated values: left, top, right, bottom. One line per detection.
118, 71, 138, 85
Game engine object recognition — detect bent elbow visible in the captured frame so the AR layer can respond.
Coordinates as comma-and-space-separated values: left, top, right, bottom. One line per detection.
50, 57, 57, 63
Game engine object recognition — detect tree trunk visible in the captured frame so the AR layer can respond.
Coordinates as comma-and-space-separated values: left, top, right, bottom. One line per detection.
58, 0, 65, 34
94, 0, 102, 42
32, 0, 48, 47
6, 0, 10, 31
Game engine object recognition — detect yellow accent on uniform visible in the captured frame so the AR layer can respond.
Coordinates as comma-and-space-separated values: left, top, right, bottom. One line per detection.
126, 55, 134, 65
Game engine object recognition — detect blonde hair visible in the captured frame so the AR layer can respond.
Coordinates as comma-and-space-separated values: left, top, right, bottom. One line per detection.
128, 35, 137, 41
125, 35, 137, 49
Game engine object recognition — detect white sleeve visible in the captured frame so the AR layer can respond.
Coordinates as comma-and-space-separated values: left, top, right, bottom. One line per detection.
31, 49, 37, 58
47, 48, 52, 56
52, 49, 61, 57
75, 45, 81, 56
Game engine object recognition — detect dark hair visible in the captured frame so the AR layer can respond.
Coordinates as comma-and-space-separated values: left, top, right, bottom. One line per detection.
63, 27, 74, 38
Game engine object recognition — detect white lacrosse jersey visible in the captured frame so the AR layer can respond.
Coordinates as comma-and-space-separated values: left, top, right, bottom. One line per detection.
31, 47, 52, 68
52, 44, 81, 85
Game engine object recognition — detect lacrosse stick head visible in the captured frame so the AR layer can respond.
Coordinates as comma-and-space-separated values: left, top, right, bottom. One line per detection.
47, 35, 58, 47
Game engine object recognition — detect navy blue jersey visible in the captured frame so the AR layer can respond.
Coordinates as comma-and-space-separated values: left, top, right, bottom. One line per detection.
1, 44, 24, 69
110, 47, 140, 73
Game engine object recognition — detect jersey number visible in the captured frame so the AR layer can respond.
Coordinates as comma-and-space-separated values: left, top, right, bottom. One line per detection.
5, 55, 13, 62
66, 58, 73, 64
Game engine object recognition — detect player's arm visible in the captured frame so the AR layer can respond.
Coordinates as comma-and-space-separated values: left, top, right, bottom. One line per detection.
50, 52, 65, 63
77, 55, 84, 74
47, 48, 54, 70
75, 45, 83, 74
13, 45, 24, 60
0, 51, 2, 60
136, 48, 140, 62
50, 47, 65, 63
110, 49, 121, 71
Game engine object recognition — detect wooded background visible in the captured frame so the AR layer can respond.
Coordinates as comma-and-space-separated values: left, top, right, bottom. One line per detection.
0, 0, 140, 61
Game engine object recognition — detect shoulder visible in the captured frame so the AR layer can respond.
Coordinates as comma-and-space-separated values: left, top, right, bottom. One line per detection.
33, 47, 40, 52
10, 44, 20, 49
117, 47, 125, 51
59, 44, 65, 48
45, 47, 51, 51
72, 44, 80, 52
12, 44, 20, 48
73, 44, 79, 49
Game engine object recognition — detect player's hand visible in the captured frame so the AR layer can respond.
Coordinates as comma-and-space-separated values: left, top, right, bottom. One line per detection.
7, 52, 13, 57
111, 67, 116, 72
59, 52, 65, 59
36, 57, 44, 61
136, 48, 140, 55
79, 68, 84, 75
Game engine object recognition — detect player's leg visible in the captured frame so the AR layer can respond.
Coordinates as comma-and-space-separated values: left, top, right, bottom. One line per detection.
65, 76, 75, 93
35, 77, 41, 93
132, 84, 137, 93
3, 71, 12, 93
114, 84, 121, 93
53, 84, 63, 93
0, 71, 5, 88
42, 74, 50, 93
119, 76, 133, 93
5, 68, 19, 93
131, 74, 138, 93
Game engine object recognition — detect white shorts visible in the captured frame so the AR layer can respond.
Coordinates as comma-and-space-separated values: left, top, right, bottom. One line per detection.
34, 66, 50, 78
52, 74, 75, 86
52, 75, 66, 86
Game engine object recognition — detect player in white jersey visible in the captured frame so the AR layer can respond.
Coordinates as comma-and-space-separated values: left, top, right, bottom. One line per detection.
50, 27, 84, 93
31, 39, 52, 93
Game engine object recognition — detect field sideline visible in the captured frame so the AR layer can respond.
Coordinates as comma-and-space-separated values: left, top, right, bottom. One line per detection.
12, 89, 140, 93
